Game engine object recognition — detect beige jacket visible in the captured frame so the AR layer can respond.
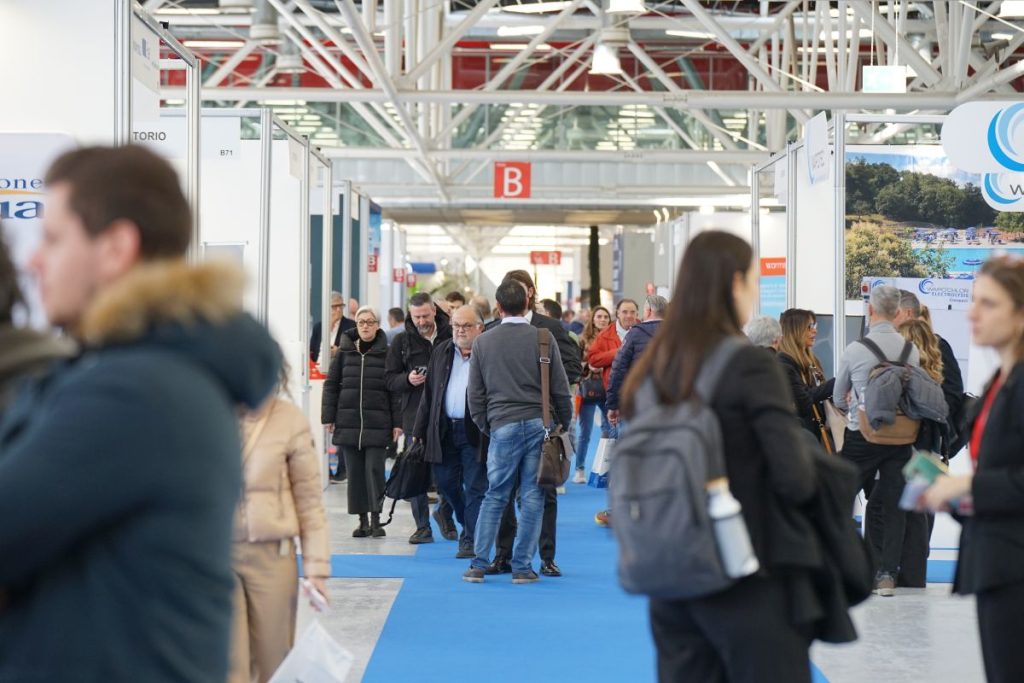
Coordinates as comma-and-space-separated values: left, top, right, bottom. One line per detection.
236, 398, 330, 578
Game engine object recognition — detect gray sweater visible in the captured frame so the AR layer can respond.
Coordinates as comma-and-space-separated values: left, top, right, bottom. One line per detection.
468, 320, 573, 434
833, 320, 920, 431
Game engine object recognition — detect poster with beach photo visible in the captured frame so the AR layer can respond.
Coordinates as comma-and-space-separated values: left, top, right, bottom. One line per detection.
844, 144, 1024, 300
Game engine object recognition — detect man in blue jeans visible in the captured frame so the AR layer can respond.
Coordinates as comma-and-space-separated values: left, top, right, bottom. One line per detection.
464, 280, 573, 584
412, 305, 489, 559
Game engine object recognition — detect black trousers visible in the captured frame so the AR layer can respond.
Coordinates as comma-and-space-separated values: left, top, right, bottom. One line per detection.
649, 575, 812, 683
495, 479, 557, 563
977, 581, 1024, 683
842, 429, 915, 576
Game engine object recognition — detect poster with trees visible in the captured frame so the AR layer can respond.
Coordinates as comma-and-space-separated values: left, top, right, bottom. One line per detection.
845, 146, 1024, 299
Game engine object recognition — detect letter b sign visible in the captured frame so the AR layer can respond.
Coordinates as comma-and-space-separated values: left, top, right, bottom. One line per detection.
494, 162, 531, 199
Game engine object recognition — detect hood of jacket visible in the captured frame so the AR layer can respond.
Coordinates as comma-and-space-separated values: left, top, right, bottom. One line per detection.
77, 260, 280, 409
0, 327, 75, 386
402, 304, 452, 343
632, 320, 660, 339
339, 327, 388, 353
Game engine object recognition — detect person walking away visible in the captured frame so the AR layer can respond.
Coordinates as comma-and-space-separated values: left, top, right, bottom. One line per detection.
385, 307, 405, 344
231, 361, 330, 683
919, 256, 1024, 683
573, 305, 614, 483
834, 285, 921, 598
607, 294, 667, 423
0, 146, 281, 682
385, 292, 456, 543
0, 233, 73, 414
322, 306, 400, 538
463, 280, 573, 584
412, 305, 488, 559
621, 231, 817, 683
778, 309, 836, 451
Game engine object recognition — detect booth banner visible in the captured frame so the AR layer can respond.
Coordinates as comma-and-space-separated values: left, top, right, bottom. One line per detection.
759, 257, 786, 320
132, 116, 240, 161
611, 234, 624, 301
982, 173, 1024, 212
805, 111, 830, 185
131, 17, 161, 123
773, 160, 788, 202
0, 132, 77, 325
942, 101, 1024, 173
861, 276, 973, 309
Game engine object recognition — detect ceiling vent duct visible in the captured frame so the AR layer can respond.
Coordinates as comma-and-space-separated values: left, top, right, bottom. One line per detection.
220, 0, 255, 12
276, 39, 305, 73
250, 0, 281, 45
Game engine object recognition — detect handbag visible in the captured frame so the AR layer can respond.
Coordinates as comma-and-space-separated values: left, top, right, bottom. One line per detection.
378, 439, 431, 527
537, 328, 575, 487
579, 373, 606, 403
824, 400, 848, 452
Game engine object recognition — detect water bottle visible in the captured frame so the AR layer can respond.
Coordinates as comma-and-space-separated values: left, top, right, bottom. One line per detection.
706, 478, 760, 579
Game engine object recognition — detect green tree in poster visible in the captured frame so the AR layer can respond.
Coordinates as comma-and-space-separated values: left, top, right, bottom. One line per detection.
845, 224, 927, 298
846, 159, 899, 215
995, 212, 1024, 233
917, 244, 956, 278
959, 184, 996, 227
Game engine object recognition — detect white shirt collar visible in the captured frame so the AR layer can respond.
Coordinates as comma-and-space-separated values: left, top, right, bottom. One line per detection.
616, 321, 629, 341
501, 316, 529, 325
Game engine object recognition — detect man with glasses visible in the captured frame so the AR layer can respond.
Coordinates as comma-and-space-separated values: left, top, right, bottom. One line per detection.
385, 292, 456, 544
411, 306, 488, 558
310, 291, 355, 364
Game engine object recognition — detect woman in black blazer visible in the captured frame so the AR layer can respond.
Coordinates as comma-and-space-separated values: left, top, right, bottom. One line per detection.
777, 308, 836, 451
621, 231, 818, 683
921, 257, 1024, 683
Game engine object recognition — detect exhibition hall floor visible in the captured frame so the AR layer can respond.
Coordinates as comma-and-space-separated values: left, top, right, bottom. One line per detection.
298, 436, 984, 683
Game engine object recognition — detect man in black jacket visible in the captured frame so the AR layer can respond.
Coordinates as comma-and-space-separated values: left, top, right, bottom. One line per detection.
385, 292, 455, 543
484, 271, 582, 577
310, 291, 355, 363
412, 305, 488, 558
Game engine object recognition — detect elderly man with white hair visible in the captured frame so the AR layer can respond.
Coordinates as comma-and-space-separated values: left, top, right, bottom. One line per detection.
310, 291, 355, 363
744, 315, 783, 351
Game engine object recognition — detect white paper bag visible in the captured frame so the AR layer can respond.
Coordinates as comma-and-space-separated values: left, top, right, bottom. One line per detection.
588, 438, 615, 488
269, 620, 354, 683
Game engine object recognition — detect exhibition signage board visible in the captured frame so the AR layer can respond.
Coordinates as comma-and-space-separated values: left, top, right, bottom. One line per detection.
805, 111, 830, 185
494, 161, 531, 199
530, 250, 562, 265
131, 16, 161, 123
0, 132, 76, 326
393, 267, 406, 284
759, 257, 786, 320
861, 65, 909, 94
942, 101, 1024, 211
612, 234, 624, 301
132, 116, 240, 161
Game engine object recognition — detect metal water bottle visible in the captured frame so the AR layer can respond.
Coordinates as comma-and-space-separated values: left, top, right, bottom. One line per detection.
706, 478, 760, 579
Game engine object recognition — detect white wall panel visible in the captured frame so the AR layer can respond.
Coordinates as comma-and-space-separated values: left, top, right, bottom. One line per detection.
793, 145, 837, 314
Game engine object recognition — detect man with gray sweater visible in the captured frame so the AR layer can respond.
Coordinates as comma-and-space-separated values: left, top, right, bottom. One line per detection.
463, 280, 572, 584
834, 284, 921, 598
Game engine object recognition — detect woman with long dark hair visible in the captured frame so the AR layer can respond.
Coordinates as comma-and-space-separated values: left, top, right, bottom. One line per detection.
621, 231, 817, 683
778, 308, 836, 451
574, 305, 615, 483
920, 256, 1024, 682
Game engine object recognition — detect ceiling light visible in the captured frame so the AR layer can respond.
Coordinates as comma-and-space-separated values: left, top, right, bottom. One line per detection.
999, 1, 1024, 17
490, 43, 553, 50
590, 42, 622, 75
220, 0, 255, 11
502, 1, 573, 14
991, 32, 1016, 40
699, 205, 715, 216
156, 7, 222, 14
665, 29, 715, 39
607, 0, 647, 13
496, 25, 545, 36
181, 39, 246, 48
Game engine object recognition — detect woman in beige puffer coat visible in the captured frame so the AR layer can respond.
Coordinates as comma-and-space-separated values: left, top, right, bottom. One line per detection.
228, 373, 331, 683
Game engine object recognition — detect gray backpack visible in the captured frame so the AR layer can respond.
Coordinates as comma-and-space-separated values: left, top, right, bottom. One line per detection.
609, 336, 744, 599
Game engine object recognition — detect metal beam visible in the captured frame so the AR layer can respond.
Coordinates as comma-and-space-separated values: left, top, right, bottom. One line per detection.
204, 40, 259, 87
326, 148, 769, 162
956, 58, 1024, 103
399, 0, 500, 88
848, 0, 943, 86
334, 0, 450, 201
168, 86, 971, 110
292, 0, 374, 82
679, 0, 809, 124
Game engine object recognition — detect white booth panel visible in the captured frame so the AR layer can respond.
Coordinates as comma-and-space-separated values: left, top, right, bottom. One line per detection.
793, 145, 837, 315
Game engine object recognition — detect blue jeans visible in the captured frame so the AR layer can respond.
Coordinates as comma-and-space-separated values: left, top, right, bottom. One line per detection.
576, 399, 617, 471
433, 420, 488, 547
472, 419, 546, 574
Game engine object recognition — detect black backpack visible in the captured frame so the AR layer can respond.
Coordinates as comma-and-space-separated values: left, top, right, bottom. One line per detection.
377, 440, 431, 527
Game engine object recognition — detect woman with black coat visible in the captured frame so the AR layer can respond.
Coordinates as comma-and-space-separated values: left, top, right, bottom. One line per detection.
321, 306, 401, 538
920, 257, 1024, 683
777, 308, 836, 452
621, 231, 818, 683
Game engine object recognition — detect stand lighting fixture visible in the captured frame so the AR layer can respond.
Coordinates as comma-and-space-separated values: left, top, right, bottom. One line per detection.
607, 0, 646, 13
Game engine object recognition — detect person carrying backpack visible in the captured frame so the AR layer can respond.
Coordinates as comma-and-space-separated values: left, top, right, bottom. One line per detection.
616, 231, 818, 683
834, 284, 924, 598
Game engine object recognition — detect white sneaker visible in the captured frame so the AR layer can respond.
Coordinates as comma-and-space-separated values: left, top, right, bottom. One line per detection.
556, 486, 566, 495
572, 469, 587, 484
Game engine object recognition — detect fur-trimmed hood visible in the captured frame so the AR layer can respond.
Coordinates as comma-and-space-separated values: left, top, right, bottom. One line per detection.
77, 260, 280, 409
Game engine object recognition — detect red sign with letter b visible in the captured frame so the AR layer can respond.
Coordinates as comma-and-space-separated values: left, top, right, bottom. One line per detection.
494, 162, 531, 199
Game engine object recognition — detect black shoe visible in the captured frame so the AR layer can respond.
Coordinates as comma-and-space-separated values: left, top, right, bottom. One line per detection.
540, 560, 562, 577
455, 544, 475, 559
462, 567, 485, 583
370, 513, 386, 538
432, 509, 458, 541
512, 569, 540, 584
408, 526, 434, 544
484, 558, 512, 575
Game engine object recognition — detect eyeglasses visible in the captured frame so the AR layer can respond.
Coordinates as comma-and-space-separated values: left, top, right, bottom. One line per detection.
807, 322, 818, 330
452, 323, 480, 331
331, 304, 343, 309
356, 319, 379, 327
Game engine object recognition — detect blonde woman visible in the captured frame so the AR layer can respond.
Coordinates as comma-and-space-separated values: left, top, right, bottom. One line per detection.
230, 362, 330, 683
777, 308, 836, 451
898, 320, 944, 383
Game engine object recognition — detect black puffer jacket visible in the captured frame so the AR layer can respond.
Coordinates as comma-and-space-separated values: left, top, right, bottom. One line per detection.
322, 329, 400, 449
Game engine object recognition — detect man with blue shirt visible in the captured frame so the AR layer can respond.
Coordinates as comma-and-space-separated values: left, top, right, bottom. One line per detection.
412, 305, 488, 559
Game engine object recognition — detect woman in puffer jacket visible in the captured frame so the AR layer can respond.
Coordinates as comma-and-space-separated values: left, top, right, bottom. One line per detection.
229, 359, 331, 683
322, 306, 402, 538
